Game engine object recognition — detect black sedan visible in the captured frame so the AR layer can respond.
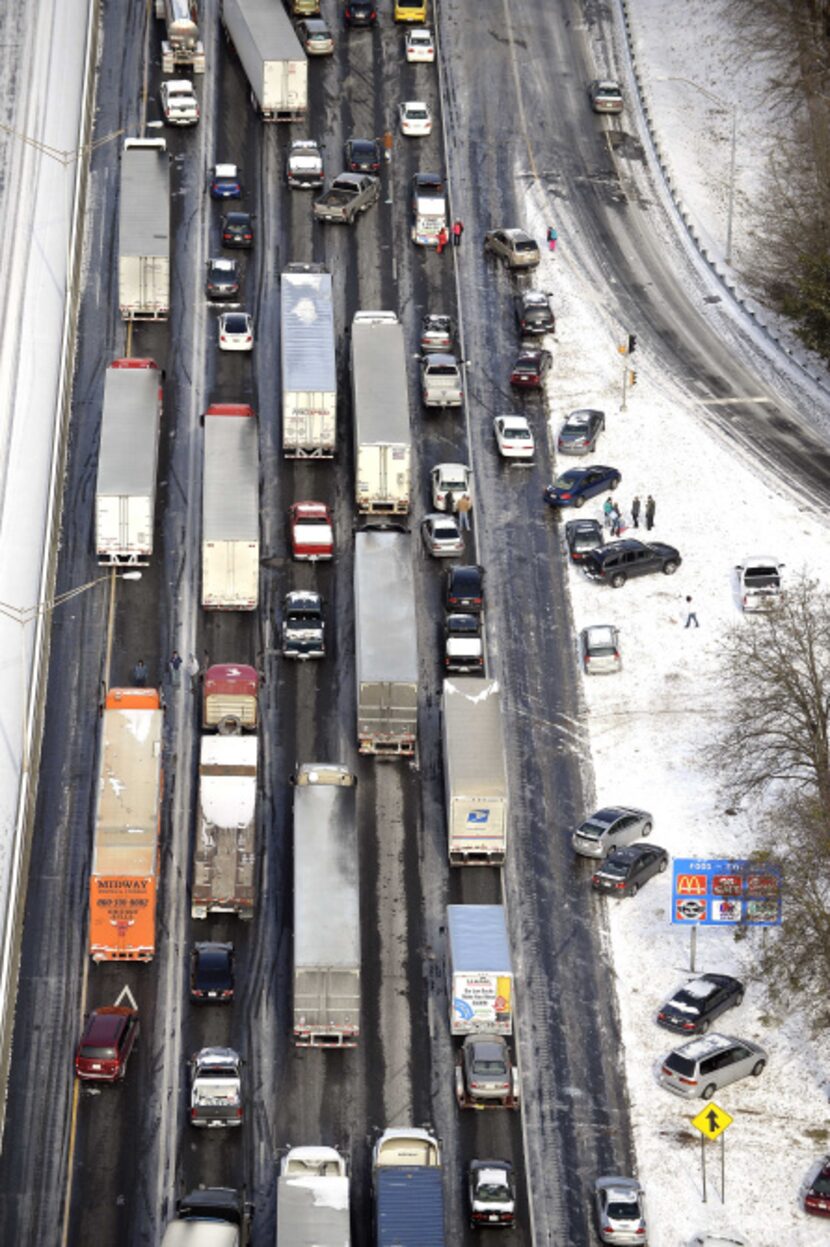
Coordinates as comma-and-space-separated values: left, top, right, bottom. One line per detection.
510, 348, 552, 388
591, 844, 668, 897
446, 564, 484, 613
206, 257, 240, 301
557, 408, 605, 455
514, 290, 555, 336
545, 465, 621, 508
221, 211, 254, 249
656, 973, 745, 1035
344, 137, 381, 173
190, 942, 235, 1003
564, 518, 604, 562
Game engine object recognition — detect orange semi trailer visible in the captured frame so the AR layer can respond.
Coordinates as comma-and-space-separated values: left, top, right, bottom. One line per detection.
89, 688, 164, 961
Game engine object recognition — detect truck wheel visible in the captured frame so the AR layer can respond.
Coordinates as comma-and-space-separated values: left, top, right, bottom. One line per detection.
217, 714, 243, 736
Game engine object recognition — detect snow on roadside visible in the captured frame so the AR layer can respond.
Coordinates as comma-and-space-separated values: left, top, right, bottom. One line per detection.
521, 166, 830, 1241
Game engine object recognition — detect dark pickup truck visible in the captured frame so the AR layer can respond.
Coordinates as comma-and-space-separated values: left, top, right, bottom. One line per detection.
313, 172, 380, 223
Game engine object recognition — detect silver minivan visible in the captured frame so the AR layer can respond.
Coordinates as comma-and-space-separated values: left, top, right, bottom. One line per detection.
658, 1032, 767, 1100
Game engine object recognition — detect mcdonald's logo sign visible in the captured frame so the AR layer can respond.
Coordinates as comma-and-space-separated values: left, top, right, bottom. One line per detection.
676, 873, 707, 896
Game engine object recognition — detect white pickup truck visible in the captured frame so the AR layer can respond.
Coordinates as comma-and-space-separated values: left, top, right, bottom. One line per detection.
736, 556, 784, 612
189, 1047, 243, 1127
421, 354, 463, 408
160, 79, 200, 126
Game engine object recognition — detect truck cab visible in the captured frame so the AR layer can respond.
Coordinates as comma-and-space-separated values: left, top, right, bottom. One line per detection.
203, 664, 258, 733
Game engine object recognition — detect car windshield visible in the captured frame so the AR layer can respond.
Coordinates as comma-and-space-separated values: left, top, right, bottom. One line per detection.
505, 425, 530, 438
597, 86, 621, 98
448, 615, 478, 634
440, 474, 467, 490
223, 315, 248, 332
578, 822, 603, 839
744, 569, 780, 585
566, 415, 590, 431
473, 1058, 507, 1075
665, 1052, 695, 1076
197, 955, 229, 986
427, 364, 458, 377
515, 239, 536, 251
555, 471, 580, 488
607, 1199, 639, 1220
81, 1044, 117, 1059
435, 524, 457, 539
407, 107, 428, 118
599, 858, 628, 878
574, 532, 599, 549
476, 1182, 511, 1202
812, 1175, 830, 1196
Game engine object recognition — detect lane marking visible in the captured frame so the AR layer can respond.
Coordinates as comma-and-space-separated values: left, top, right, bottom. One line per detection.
59, 952, 89, 1247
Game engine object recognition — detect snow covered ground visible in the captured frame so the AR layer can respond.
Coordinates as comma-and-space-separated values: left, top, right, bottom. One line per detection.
520, 1, 830, 1242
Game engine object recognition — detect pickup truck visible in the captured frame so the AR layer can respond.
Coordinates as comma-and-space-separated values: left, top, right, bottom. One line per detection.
421, 354, 463, 408
189, 1047, 243, 1127
282, 590, 325, 658
160, 79, 200, 126
313, 172, 379, 223
286, 139, 324, 189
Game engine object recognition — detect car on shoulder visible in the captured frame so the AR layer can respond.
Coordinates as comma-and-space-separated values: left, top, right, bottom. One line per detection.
468, 1160, 516, 1229
431, 462, 471, 511
735, 556, 784, 612
582, 538, 681, 587
510, 348, 552, 388
286, 139, 324, 189
444, 613, 484, 674
221, 211, 254, 249
589, 78, 624, 114
579, 625, 621, 674
515, 289, 555, 335
656, 974, 745, 1035
591, 844, 668, 898
190, 942, 235, 1003
344, 137, 381, 173
210, 163, 242, 199
290, 501, 334, 560
544, 465, 621, 509
297, 17, 334, 54
399, 100, 433, 136
218, 311, 254, 351
593, 1175, 647, 1243
494, 414, 534, 459
805, 1158, 830, 1218
421, 313, 454, 352
405, 26, 434, 61
206, 257, 240, 301
422, 512, 464, 558
446, 564, 484, 613
75, 1005, 139, 1081
573, 806, 652, 858
483, 228, 540, 270
658, 1032, 767, 1100
564, 518, 604, 563
344, 0, 377, 25
558, 408, 605, 455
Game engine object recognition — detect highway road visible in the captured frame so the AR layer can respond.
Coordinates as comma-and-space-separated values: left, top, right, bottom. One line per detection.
2, 0, 829, 1245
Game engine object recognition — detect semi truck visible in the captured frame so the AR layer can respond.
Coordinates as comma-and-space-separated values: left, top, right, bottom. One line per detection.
202, 403, 259, 610
351, 312, 411, 516
203, 664, 259, 733
156, 0, 206, 73
89, 688, 163, 962
373, 1129, 445, 1247
193, 734, 257, 920
293, 764, 360, 1046
446, 905, 513, 1035
281, 265, 337, 459
221, 0, 307, 121
119, 138, 170, 320
442, 679, 508, 866
160, 1189, 250, 1246
354, 531, 418, 756
277, 1146, 351, 1247
95, 358, 162, 566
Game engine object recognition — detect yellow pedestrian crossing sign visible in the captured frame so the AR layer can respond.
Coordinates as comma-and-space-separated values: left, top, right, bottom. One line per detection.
691, 1102, 733, 1140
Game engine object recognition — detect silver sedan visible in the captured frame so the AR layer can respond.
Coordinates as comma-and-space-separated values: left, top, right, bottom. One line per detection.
421, 513, 464, 558
593, 1176, 647, 1244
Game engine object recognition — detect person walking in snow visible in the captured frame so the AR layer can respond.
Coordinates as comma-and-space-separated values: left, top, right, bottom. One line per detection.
603, 496, 614, 529
645, 495, 656, 531
131, 659, 148, 687
546, 225, 558, 252
187, 652, 200, 693
631, 496, 641, 529
454, 491, 472, 531
610, 504, 623, 537
168, 651, 182, 688
436, 226, 449, 255
684, 595, 699, 628
452, 219, 463, 247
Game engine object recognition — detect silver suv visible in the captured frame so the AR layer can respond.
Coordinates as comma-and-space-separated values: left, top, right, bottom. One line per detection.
483, 228, 540, 270
658, 1032, 767, 1100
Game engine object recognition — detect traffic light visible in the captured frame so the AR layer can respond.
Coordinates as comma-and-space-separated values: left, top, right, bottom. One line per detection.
628, 334, 637, 355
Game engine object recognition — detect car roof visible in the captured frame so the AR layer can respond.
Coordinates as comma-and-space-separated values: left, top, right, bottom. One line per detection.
83, 1008, 131, 1043
565, 408, 602, 421
293, 500, 329, 516
566, 518, 602, 532
503, 228, 532, 241
594, 79, 622, 91
604, 845, 648, 865
467, 1034, 506, 1054
434, 461, 469, 476
499, 414, 530, 428
290, 139, 320, 150
672, 1032, 745, 1059
214, 163, 238, 178
595, 1175, 641, 1193
584, 626, 617, 645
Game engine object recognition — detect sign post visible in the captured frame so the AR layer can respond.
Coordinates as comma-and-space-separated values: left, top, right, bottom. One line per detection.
691, 1101, 733, 1205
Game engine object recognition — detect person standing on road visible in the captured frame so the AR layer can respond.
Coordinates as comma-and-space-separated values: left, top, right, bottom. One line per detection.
631, 496, 641, 529
131, 659, 148, 688
187, 652, 200, 693
610, 504, 623, 537
603, 495, 614, 529
684, 595, 699, 628
454, 491, 472, 531
547, 225, 558, 252
645, 494, 656, 531
452, 219, 464, 247
436, 226, 449, 255
168, 651, 182, 688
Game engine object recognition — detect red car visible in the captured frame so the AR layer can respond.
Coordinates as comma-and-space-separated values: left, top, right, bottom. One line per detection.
510, 348, 552, 388
290, 501, 333, 561
805, 1158, 830, 1217
75, 1006, 139, 1082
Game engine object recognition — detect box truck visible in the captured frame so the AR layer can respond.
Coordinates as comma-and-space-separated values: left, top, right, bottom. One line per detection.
203, 663, 259, 732
281, 265, 337, 458
202, 403, 259, 610
293, 764, 360, 1046
89, 688, 163, 962
221, 0, 307, 121
354, 531, 418, 756
156, 0, 206, 72
192, 735, 257, 919
351, 312, 411, 515
119, 138, 170, 320
446, 905, 513, 1035
277, 1146, 351, 1247
442, 679, 508, 865
95, 358, 162, 566
373, 1129, 445, 1247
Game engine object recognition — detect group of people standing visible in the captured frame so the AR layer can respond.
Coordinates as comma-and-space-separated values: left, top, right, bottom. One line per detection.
603, 493, 656, 536
130, 652, 200, 691
436, 219, 464, 254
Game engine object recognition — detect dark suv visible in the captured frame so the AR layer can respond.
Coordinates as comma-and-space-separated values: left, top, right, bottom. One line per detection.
582, 539, 681, 587
344, 0, 377, 26
75, 1005, 139, 1082
446, 564, 484, 613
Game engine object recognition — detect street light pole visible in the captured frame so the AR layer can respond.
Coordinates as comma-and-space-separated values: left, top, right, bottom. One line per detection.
655, 76, 738, 265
